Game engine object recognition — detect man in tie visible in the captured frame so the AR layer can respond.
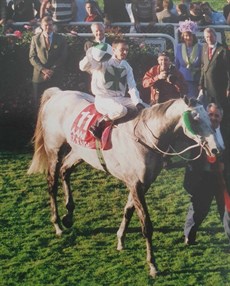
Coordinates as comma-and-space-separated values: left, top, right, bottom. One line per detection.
199, 27, 230, 206
199, 27, 230, 107
84, 22, 108, 52
29, 16, 68, 111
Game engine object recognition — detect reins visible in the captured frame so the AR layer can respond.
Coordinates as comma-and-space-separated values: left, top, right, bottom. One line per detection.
133, 117, 204, 162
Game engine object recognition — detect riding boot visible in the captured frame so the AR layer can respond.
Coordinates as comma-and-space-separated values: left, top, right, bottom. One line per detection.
89, 118, 107, 139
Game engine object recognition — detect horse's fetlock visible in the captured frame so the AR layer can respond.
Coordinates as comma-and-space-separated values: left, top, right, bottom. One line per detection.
66, 201, 75, 211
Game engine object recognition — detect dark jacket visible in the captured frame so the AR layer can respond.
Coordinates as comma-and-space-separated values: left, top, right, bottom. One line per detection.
29, 32, 67, 83
200, 42, 230, 108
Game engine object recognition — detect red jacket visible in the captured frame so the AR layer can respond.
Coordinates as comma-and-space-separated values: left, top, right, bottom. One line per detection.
142, 65, 188, 104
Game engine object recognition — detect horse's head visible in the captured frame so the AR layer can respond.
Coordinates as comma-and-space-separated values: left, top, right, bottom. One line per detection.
181, 97, 224, 158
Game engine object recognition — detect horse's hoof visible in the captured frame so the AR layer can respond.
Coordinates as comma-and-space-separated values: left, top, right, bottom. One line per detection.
117, 239, 124, 251
62, 215, 73, 228
54, 224, 63, 237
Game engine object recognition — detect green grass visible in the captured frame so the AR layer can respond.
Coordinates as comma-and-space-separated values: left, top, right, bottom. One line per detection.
1, 152, 230, 286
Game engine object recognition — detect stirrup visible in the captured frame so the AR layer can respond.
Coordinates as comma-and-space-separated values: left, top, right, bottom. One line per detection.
89, 125, 103, 139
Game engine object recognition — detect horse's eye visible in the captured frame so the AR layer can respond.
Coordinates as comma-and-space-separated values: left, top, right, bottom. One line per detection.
191, 111, 199, 121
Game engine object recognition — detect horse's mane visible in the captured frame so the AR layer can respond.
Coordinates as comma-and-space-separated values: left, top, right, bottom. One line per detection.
140, 99, 179, 122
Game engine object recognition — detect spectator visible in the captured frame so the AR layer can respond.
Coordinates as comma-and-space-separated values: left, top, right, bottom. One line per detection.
199, 27, 230, 109
156, 0, 178, 23
176, 4, 189, 21
175, 20, 202, 98
180, 0, 191, 9
74, 0, 86, 21
84, 22, 109, 51
79, 39, 146, 139
198, 27, 230, 194
73, 1, 102, 22
188, 2, 204, 24
82, 22, 109, 93
131, 0, 157, 32
104, 0, 130, 27
168, 0, 178, 16
142, 51, 188, 105
84, 1, 103, 22
156, 0, 163, 13
29, 16, 68, 110
184, 103, 230, 245
39, 0, 53, 18
7, 0, 40, 22
40, 0, 76, 32
223, 0, 230, 25
125, 0, 136, 32
0, 0, 6, 26
200, 2, 226, 25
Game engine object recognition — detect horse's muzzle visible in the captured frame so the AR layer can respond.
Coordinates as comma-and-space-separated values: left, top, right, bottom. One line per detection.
211, 148, 218, 155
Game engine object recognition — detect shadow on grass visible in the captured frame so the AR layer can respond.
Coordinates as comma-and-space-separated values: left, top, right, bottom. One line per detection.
69, 226, 224, 236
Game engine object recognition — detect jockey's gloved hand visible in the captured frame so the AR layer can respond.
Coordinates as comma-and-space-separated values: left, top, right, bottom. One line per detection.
136, 103, 145, 111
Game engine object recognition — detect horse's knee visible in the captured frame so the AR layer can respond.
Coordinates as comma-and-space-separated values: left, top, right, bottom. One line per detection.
142, 220, 153, 238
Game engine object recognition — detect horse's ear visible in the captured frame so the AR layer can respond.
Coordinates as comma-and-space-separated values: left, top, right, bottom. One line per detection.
183, 95, 189, 106
183, 95, 198, 107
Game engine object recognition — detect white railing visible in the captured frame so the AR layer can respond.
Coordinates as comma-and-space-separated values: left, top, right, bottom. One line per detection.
3, 22, 230, 54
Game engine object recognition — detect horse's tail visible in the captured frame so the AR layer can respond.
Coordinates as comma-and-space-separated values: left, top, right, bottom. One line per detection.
27, 87, 60, 175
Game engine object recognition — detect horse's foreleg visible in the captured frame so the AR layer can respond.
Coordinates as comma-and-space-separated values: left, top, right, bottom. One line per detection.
60, 151, 83, 229
47, 157, 62, 236
117, 192, 135, 251
131, 184, 157, 278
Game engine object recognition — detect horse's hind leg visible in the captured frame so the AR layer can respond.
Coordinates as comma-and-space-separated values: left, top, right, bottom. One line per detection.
117, 192, 135, 250
47, 151, 63, 236
60, 150, 83, 229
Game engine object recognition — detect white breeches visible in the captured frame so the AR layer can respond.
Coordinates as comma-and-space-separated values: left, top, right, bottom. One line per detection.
95, 96, 135, 121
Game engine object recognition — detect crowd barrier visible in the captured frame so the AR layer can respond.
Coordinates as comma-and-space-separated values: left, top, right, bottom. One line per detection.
3, 22, 230, 56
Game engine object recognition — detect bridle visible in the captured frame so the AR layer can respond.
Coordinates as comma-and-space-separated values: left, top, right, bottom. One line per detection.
131, 112, 210, 162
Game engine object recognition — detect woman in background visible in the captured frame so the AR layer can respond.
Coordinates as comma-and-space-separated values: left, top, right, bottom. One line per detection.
175, 20, 202, 98
84, 0, 103, 22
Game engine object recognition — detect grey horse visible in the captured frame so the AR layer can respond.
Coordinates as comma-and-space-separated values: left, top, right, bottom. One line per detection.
28, 87, 222, 277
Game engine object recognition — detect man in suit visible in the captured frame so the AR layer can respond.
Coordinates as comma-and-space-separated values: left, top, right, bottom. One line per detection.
199, 27, 230, 109
199, 27, 230, 194
184, 103, 230, 245
29, 16, 68, 110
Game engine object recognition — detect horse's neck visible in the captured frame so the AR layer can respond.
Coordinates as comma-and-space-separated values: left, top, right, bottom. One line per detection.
137, 99, 186, 148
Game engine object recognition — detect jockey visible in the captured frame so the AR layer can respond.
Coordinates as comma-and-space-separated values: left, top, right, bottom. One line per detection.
79, 38, 146, 139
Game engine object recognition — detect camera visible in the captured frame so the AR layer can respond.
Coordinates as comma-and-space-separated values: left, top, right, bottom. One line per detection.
166, 65, 177, 84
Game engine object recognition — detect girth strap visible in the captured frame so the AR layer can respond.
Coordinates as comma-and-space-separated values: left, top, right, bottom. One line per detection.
95, 138, 109, 173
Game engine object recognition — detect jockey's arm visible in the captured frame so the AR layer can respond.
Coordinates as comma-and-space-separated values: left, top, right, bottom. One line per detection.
126, 62, 144, 105
79, 47, 102, 73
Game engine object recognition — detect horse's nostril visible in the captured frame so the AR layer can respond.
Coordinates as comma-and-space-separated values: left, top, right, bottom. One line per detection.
211, 148, 218, 155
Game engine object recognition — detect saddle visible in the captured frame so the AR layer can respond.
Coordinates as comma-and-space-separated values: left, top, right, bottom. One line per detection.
70, 103, 140, 150
70, 104, 113, 150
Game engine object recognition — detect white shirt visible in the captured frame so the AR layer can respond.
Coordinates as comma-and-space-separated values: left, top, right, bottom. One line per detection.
79, 51, 143, 106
